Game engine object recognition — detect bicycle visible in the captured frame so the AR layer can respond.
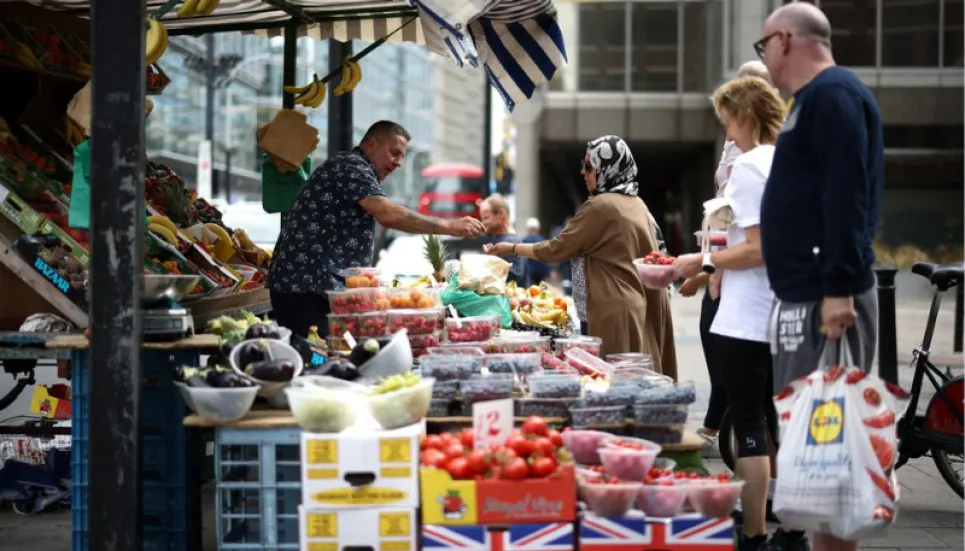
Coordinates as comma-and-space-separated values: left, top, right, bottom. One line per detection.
718, 261, 965, 498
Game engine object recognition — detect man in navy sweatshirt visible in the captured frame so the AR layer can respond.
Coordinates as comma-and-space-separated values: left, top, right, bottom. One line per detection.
759, 3, 883, 551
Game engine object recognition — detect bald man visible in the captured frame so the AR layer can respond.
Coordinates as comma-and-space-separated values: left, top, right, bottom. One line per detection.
757, 4, 883, 551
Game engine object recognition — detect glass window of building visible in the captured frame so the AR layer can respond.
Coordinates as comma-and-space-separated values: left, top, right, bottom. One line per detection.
882, 0, 941, 67
683, 0, 716, 92
944, 0, 964, 66
577, 2, 627, 91
822, 0, 877, 66
630, 2, 679, 92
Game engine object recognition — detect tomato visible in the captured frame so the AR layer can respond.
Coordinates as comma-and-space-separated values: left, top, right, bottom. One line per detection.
531, 437, 555, 457
547, 429, 563, 448
446, 457, 473, 480
421, 448, 448, 469
499, 457, 529, 480
491, 446, 518, 465
505, 434, 534, 458
424, 434, 443, 450
467, 449, 489, 474
444, 443, 466, 460
522, 416, 549, 437
459, 429, 475, 448
529, 456, 557, 478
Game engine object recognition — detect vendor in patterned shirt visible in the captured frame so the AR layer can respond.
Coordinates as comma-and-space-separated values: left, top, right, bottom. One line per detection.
268, 120, 485, 338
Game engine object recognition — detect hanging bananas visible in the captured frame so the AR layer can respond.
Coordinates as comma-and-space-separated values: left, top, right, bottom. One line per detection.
283, 74, 327, 109
332, 56, 363, 97
178, 0, 219, 17
145, 18, 168, 66
13, 43, 44, 71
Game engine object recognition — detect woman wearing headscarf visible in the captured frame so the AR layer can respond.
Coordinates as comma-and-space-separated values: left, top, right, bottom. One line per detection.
484, 136, 678, 379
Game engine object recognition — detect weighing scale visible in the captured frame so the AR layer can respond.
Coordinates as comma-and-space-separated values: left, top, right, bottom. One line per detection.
141, 275, 200, 341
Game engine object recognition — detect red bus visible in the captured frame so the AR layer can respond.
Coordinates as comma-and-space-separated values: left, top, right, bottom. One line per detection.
418, 163, 488, 219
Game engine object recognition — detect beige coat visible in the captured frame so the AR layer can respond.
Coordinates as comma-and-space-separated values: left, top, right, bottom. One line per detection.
533, 194, 678, 380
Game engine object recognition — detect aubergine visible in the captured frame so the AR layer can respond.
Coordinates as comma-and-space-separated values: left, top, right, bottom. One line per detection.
244, 358, 296, 382
348, 338, 381, 367
245, 323, 282, 340
220, 340, 238, 358
301, 362, 332, 377
211, 370, 255, 388
326, 358, 360, 381
185, 374, 211, 388
236, 339, 270, 367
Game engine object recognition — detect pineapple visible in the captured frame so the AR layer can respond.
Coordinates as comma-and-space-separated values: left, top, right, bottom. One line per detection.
160, 183, 192, 227
423, 234, 449, 283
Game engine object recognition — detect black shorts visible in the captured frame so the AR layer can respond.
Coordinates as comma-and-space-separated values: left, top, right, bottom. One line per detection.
715, 334, 775, 458
269, 291, 331, 339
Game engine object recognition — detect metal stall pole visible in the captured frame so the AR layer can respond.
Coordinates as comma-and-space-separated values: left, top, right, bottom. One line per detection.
482, 82, 493, 188
875, 267, 899, 385
89, 0, 146, 548
954, 283, 963, 353
280, 21, 298, 229
328, 39, 354, 155
205, 34, 219, 197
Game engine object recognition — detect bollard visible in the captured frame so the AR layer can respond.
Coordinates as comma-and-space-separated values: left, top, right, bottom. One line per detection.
875, 267, 899, 385
955, 283, 963, 353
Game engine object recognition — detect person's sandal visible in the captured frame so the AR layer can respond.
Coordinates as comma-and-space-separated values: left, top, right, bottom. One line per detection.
696, 427, 719, 443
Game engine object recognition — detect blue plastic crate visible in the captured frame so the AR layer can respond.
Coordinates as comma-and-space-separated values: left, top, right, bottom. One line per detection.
216, 427, 302, 551
70, 349, 199, 551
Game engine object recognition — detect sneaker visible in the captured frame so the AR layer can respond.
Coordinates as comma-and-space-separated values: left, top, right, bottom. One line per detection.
766, 528, 811, 551
697, 427, 720, 443
737, 533, 769, 551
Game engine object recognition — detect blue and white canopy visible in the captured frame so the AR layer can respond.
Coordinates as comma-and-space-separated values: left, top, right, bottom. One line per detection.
408, 0, 567, 111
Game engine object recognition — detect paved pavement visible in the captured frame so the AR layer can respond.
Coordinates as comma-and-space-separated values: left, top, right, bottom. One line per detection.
1, 292, 961, 550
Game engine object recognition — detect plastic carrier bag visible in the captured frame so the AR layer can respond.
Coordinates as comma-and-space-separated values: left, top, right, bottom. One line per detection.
261, 154, 312, 214
772, 342, 902, 540
439, 275, 512, 329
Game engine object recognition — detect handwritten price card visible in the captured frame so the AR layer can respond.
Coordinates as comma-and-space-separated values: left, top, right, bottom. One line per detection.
472, 399, 513, 450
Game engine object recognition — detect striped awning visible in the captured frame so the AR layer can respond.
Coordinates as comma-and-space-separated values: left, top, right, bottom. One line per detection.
252, 14, 426, 45
26, 1, 420, 35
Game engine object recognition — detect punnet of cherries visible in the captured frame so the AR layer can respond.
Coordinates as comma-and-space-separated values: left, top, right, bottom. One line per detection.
420, 416, 574, 481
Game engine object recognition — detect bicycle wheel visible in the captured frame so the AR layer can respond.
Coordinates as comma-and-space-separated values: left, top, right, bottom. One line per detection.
931, 445, 964, 498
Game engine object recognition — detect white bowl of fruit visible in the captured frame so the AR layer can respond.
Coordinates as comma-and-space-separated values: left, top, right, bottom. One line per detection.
633, 252, 678, 289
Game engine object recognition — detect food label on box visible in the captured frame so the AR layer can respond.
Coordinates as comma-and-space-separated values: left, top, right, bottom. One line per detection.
300, 506, 415, 551
310, 486, 410, 506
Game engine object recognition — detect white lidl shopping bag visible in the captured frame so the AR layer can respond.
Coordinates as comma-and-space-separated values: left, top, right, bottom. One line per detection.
773, 345, 902, 540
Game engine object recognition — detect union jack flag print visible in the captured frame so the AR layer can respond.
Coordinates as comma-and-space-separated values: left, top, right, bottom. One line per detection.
579, 513, 735, 551
422, 522, 574, 551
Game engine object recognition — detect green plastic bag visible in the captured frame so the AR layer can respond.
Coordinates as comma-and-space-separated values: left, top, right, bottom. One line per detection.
439, 276, 513, 328
68, 141, 91, 230
262, 154, 312, 214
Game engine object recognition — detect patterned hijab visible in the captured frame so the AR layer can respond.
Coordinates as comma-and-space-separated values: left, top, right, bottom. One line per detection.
586, 135, 639, 197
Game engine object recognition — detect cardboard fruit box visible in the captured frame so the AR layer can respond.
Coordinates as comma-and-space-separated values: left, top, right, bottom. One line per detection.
420, 465, 576, 526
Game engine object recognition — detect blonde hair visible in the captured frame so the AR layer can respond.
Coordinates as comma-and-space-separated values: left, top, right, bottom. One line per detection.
712, 76, 786, 146
482, 194, 510, 215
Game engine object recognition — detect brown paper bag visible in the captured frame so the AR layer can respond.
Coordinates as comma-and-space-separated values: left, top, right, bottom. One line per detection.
67, 80, 92, 135
457, 254, 511, 295
257, 109, 319, 169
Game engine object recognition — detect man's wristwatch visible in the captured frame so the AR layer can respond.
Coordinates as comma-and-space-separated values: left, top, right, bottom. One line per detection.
701, 252, 716, 274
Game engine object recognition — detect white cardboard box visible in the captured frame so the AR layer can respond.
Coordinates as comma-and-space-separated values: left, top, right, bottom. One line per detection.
299, 505, 416, 551
301, 423, 420, 509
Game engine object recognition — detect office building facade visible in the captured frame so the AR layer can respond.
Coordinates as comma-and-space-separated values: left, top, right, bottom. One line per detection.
513, 0, 963, 252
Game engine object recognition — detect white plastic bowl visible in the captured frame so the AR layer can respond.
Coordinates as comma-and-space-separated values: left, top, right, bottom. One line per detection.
357, 329, 413, 382
177, 384, 259, 423
285, 384, 364, 433
229, 338, 304, 398
368, 377, 434, 430
633, 260, 678, 289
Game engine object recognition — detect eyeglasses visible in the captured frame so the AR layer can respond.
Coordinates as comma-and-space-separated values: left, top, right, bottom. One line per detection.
753, 32, 782, 58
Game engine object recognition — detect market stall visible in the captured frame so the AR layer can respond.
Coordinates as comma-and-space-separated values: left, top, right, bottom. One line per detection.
0, 0, 577, 549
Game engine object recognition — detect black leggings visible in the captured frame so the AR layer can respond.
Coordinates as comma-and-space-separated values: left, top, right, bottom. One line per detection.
700, 291, 728, 430
716, 334, 775, 458
269, 291, 331, 339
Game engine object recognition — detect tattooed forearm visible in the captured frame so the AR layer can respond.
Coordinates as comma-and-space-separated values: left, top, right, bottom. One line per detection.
360, 195, 447, 235
397, 209, 443, 234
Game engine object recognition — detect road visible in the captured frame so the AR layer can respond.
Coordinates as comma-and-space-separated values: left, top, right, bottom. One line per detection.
1, 291, 961, 550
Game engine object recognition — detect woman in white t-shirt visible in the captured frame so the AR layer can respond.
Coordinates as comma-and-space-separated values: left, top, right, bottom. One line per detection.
674, 76, 787, 551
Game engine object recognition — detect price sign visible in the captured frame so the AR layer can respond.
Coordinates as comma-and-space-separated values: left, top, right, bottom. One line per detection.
343, 331, 357, 349
472, 399, 513, 450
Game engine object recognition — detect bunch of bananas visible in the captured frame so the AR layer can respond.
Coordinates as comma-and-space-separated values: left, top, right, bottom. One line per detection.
147, 215, 179, 246
63, 117, 87, 146
333, 56, 363, 96
283, 74, 326, 109
145, 18, 169, 66
13, 43, 43, 71
177, 0, 219, 16
512, 308, 568, 329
